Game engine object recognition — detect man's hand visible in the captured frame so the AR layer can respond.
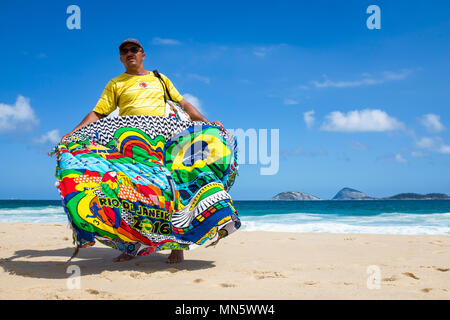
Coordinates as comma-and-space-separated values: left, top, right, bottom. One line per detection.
210, 120, 226, 131
60, 132, 73, 143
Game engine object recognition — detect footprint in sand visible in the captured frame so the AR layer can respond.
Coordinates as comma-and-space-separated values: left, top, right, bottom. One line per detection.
402, 272, 420, 280
340, 282, 352, 286
129, 272, 147, 279
85, 289, 113, 298
152, 268, 179, 278
253, 271, 286, 280
421, 288, 433, 293
193, 278, 204, 283
382, 275, 397, 282
52, 294, 71, 300
434, 267, 449, 272
85, 289, 100, 295
220, 283, 236, 288
304, 281, 318, 286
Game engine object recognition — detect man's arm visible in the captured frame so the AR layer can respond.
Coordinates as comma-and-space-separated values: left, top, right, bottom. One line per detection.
179, 99, 207, 122
178, 99, 225, 130
60, 111, 105, 142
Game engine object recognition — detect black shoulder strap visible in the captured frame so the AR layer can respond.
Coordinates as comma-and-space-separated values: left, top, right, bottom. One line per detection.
153, 69, 173, 102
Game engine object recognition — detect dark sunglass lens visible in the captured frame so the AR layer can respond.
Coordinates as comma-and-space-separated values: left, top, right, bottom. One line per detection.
120, 47, 140, 55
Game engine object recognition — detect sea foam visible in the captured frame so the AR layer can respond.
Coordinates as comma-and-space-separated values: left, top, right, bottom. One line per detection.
239, 211, 450, 235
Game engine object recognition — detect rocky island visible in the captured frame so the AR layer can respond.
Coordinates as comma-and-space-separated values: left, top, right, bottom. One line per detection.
271, 191, 320, 201
383, 193, 450, 200
271, 189, 450, 200
332, 187, 376, 200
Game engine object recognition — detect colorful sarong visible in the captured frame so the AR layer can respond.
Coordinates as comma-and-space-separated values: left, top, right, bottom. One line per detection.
53, 116, 240, 257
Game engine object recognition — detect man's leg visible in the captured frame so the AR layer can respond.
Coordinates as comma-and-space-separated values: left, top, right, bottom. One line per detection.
166, 249, 184, 264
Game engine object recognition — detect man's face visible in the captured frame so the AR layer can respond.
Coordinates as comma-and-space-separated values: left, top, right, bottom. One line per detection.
119, 44, 145, 69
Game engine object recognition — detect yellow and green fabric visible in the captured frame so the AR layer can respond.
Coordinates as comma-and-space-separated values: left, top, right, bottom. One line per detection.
54, 116, 240, 256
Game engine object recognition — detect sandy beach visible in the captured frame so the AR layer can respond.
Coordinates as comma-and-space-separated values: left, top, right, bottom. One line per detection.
0, 222, 448, 300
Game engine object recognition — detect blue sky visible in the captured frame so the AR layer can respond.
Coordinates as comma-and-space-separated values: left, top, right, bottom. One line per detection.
1, 0, 450, 200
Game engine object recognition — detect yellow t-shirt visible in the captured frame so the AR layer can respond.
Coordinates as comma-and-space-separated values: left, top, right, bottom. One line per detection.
93, 72, 183, 117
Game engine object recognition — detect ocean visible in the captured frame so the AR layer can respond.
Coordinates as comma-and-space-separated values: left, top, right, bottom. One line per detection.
0, 200, 449, 235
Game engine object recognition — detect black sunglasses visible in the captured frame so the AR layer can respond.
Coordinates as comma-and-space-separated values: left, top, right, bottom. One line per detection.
120, 47, 142, 55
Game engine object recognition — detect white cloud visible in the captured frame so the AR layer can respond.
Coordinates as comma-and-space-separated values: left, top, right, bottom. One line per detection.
188, 73, 211, 84
420, 114, 445, 133
377, 153, 408, 163
152, 37, 181, 46
312, 69, 412, 88
395, 153, 407, 163
34, 129, 61, 144
284, 98, 299, 105
349, 141, 368, 150
0, 95, 39, 133
414, 136, 450, 155
303, 110, 315, 128
252, 44, 287, 58
416, 137, 437, 149
411, 151, 426, 157
382, 70, 412, 80
320, 109, 404, 132
182, 93, 205, 115
253, 47, 272, 57
280, 145, 327, 157
313, 78, 380, 88
438, 144, 450, 154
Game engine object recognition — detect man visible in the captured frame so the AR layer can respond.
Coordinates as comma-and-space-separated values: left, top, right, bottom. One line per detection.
61, 39, 224, 264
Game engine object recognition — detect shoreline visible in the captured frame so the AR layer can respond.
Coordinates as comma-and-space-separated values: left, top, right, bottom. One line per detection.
0, 222, 449, 299
0, 221, 448, 236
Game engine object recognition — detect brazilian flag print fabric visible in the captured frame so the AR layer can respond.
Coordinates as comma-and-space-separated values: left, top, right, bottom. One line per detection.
54, 116, 240, 257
